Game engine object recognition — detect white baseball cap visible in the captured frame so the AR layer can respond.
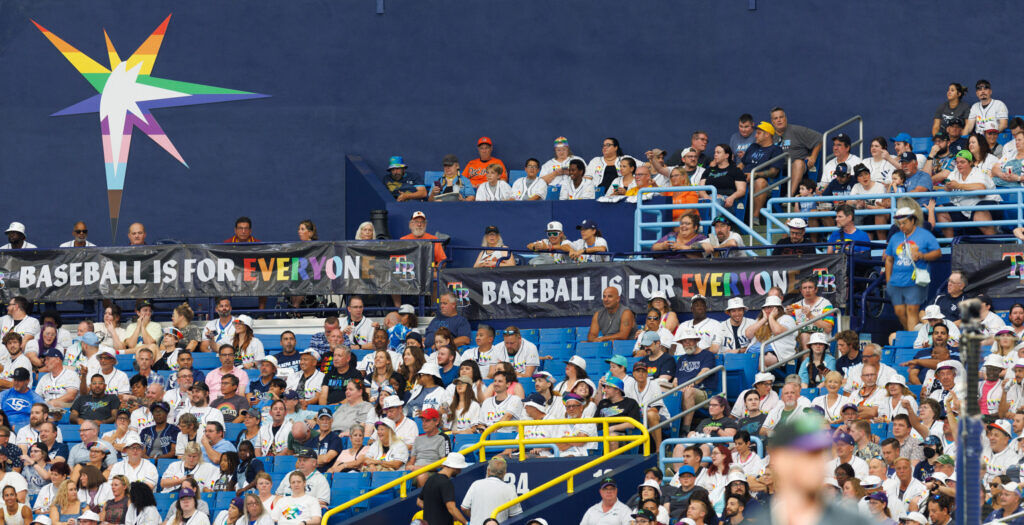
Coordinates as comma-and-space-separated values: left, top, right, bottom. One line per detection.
754, 372, 774, 384
885, 375, 907, 387
412, 211, 427, 220
78, 511, 101, 522
258, 355, 278, 368
546, 221, 563, 232
894, 207, 916, 218
31, 517, 52, 525
808, 332, 830, 346
762, 296, 783, 308
725, 297, 746, 311
4, 222, 25, 235
648, 290, 669, 302
921, 305, 945, 320
300, 348, 321, 360
861, 475, 883, 488
381, 395, 404, 409
398, 304, 416, 314
566, 355, 587, 371
901, 512, 927, 524
419, 362, 442, 379
786, 218, 807, 229
441, 452, 469, 469
123, 435, 143, 448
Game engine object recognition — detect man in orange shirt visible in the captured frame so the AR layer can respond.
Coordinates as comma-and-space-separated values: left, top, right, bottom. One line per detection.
224, 216, 260, 243
394, 211, 446, 306
462, 137, 507, 187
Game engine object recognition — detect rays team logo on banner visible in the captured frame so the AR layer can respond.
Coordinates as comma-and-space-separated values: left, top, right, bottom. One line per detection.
813, 267, 837, 294
1003, 251, 1024, 280
390, 255, 416, 281
32, 15, 268, 238
447, 281, 471, 307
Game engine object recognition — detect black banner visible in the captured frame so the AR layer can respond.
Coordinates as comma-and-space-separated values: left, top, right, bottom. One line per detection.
440, 254, 848, 320
952, 243, 1024, 298
0, 241, 433, 301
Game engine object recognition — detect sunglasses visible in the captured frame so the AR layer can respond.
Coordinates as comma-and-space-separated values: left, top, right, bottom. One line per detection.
546, 231, 560, 237
74, 229, 88, 234
646, 316, 660, 321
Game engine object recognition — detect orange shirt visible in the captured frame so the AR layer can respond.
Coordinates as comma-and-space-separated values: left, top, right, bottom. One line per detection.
668, 191, 699, 221
401, 232, 447, 264
223, 236, 261, 243
462, 158, 508, 187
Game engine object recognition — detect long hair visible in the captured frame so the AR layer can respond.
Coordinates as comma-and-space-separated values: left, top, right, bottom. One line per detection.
78, 465, 105, 490
707, 444, 733, 476
171, 493, 200, 525
299, 219, 319, 240
128, 481, 156, 510
372, 349, 396, 379
399, 345, 426, 383
232, 324, 253, 355
355, 221, 376, 240
52, 479, 77, 510
451, 379, 478, 417
242, 494, 266, 521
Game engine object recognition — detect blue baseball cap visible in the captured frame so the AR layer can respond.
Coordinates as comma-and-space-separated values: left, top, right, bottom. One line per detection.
387, 156, 407, 170
576, 219, 598, 230
639, 331, 660, 347
73, 332, 101, 346
603, 375, 625, 392
677, 465, 696, 477
40, 348, 63, 360
605, 355, 628, 368
890, 132, 913, 144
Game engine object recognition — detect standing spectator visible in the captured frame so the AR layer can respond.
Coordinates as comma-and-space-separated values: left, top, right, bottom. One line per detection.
729, 114, 756, 163
383, 155, 427, 201
1, 296, 40, 346
770, 107, 822, 196
59, 222, 96, 248
127, 223, 147, 246
885, 207, 940, 331
1, 222, 36, 250
820, 133, 862, 188
742, 122, 785, 224
424, 293, 471, 349
559, 159, 597, 200
473, 226, 514, 268
460, 457, 522, 525
966, 79, 1009, 135
463, 137, 507, 188
569, 220, 609, 262
429, 154, 475, 202
474, 164, 513, 202
512, 158, 548, 201
771, 218, 814, 256
587, 287, 635, 343
417, 453, 470, 525
579, 477, 631, 525
933, 83, 969, 134
540, 136, 586, 183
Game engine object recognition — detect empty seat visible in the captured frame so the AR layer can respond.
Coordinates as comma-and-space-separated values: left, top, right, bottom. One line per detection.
539, 328, 573, 343
519, 329, 539, 344
274, 455, 297, 473
611, 340, 635, 356
116, 355, 135, 372
333, 471, 371, 489
192, 353, 221, 370
576, 342, 610, 358
574, 327, 591, 341
892, 331, 917, 348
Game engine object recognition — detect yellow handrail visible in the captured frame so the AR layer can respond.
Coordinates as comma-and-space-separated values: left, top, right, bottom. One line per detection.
320, 416, 649, 525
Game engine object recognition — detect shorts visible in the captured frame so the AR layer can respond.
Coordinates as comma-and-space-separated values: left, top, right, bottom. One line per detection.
939, 200, 1001, 222
887, 284, 928, 306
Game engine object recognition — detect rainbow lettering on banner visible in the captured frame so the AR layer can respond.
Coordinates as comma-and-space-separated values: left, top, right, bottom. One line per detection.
241, 256, 361, 282
1003, 251, 1024, 280
678, 270, 803, 299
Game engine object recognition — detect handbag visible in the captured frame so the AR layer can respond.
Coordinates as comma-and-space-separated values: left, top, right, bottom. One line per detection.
914, 266, 931, 286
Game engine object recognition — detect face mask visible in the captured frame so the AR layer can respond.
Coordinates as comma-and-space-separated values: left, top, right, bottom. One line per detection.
923, 447, 936, 459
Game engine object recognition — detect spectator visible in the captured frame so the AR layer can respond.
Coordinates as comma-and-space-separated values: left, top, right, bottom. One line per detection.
429, 154, 475, 202
801, 335, 838, 390
271, 471, 321, 525
885, 207, 940, 331
667, 131, 711, 171
729, 114, 756, 163
604, 157, 638, 197
771, 218, 813, 256
769, 107, 822, 196
579, 477, 631, 525
674, 327, 718, 436
205, 345, 250, 401
848, 165, 888, 238
202, 298, 236, 352
383, 156, 427, 201
69, 373, 119, 424
945, 117, 970, 155
700, 144, 747, 218
479, 372, 524, 428
417, 452, 469, 525
120, 299, 161, 352
58, 221, 96, 248
512, 158, 548, 200
559, 159, 596, 200
862, 137, 895, 184
463, 137, 507, 188
127, 222, 146, 246
967, 132, 1000, 182
986, 481, 1024, 524
991, 128, 1024, 195
540, 136, 586, 182
675, 295, 720, 353
647, 291, 679, 334
933, 83, 970, 134
424, 293, 470, 349
212, 374, 249, 423
460, 457, 522, 525
828, 204, 872, 253
308, 317, 340, 357
1, 296, 40, 347
966, 79, 1009, 135
493, 326, 539, 378
587, 287, 635, 343
1, 222, 36, 250
925, 131, 957, 181
887, 133, 927, 170
651, 147, 705, 188
223, 217, 259, 243
595, 376, 642, 449
819, 163, 855, 219
660, 167, 700, 221
0, 368, 42, 427
473, 164, 513, 201
821, 133, 862, 188
568, 219, 609, 262
652, 214, 706, 258
109, 436, 157, 488
473, 226, 514, 268
36, 348, 79, 409
401, 211, 447, 266
895, 152, 934, 209
525, 221, 572, 264
636, 330, 676, 383
791, 277, 835, 348
139, 401, 176, 459
700, 216, 746, 257
405, 408, 450, 481
587, 137, 629, 190
741, 122, 784, 223
715, 298, 755, 352
936, 150, 999, 236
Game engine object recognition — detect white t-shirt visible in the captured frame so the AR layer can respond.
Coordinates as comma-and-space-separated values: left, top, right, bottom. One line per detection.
820, 155, 863, 186
160, 461, 220, 492
474, 181, 514, 201
0, 353, 33, 388
109, 458, 159, 486
812, 393, 852, 424
34, 367, 79, 403
358, 439, 409, 468
969, 99, 1009, 133
700, 231, 747, 256
603, 175, 637, 196
982, 310, 1008, 336
982, 444, 1020, 484
177, 405, 225, 428
731, 451, 765, 477
340, 316, 375, 348
579, 499, 632, 525
122, 321, 163, 348
844, 363, 897, 393
58, 240, 97, 248
271, 495, 321, 525
479, 395, 524, 426
713, 318, 756, 351
237, 337, 266, 367
0, 472, 27, 496
585, 156, 630, 182
826, 455, 869, 480
0, 316, 40, 341
731, 389, 780, 418
286, 370, 325, 401
862, 157, 895, 184
511, 176, 548, 200
883, 476, 928, 518
461, 476, 523, 525
913, 321, 961, 348
849, 181, 886, 202
632, 327, 674, 353
947, 166, 998, 207
540, 156, 585, 179
448, 402, 481, 433
275, 471, 331, 504
762, 397, 812, 431
548, 421, 597, 457
570, 237, 609, 262
14, 426, 64, 447
674, 318, 721, 353
559, 179, 597, 200
203, 318, 237, 348
492, 340, 540, 376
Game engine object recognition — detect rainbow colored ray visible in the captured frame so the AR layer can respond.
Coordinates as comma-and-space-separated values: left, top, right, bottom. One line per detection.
32, 14, 268, 239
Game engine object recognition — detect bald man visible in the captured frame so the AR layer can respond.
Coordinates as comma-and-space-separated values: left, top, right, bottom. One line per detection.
588, 287, 636, 342
128, 223, 146, 246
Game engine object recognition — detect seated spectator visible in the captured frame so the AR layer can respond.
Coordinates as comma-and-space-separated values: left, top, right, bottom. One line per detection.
633, 309, 673, 357
587, 287, 635, 343
862, 137, 895, 184
473, 164, 513, 201
660, 167, 700, 221
70, 373, 119, 424
473, 226, 514, 268
59, 221, 96, 248
770, 107, 822, 196
603, 156, 637, 197
559, 159, 596, 200
424, 293, 471, 349
622, 163, 657, 202
819, 163, 855, 225
848, 164, 888, 238
429, 154, 475, 202
992, 128, 1024, 197
730, 113, 756, 163
549, 393, 596, 458
525, 221, 572, 264
587, 137, 629, 189
700, 216, 746, 257
966, 79, 1009, 135
652, 214, 706, 258
36, 348, 79, 409
463, 137, 507, 188
885, 206, 940, 331
967, 133, 1000, 183
827, 204, 872, 252
759, 382, 811, 436
689, 395, 738, 444
568, 220, 609, 262
650, 147, 705, 187
945, 117, 969, 155
821, 133, 862, 188
1, 222, 36, 250
699, 144, 746, 218
799, 333, 837, 389
740, 122, 784, 223
745, 293, 797, 368
119, 299, 161, 352
405, 408, 450, 485
936, 149, 999, 236
1, 296, 40, 348
540, 136, 585, 182
914, 306, 961, 349
924, 132, 957, 181
511, 158, 548, 200
383, 156, 426, 201
887, 133, 927, 170
770, 218, 813, 256
109, 436, 157, 488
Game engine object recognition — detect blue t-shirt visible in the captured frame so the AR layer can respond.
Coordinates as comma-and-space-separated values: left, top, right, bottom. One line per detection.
424, 314, 471, 349
675, 350, 719, 392
273, 351, 302, 375
439, 364, 459, 386
384, 172, 426, 199
905, 170, 934, 205
0, 388, 43, 428
249, 378, 272, 400
315, 431, 344, 473
885, 227, 940, 287
742, 143, 785, 177
827, 228, 872, 253
822, 179, 854, 198
909, 347, 961, 379
203, 438, 237, 463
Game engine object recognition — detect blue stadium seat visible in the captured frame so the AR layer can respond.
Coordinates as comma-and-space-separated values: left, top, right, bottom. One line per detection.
425, 171, 443, 188
894, 348, 918, 366
519, 329, 539, 344
294, 334, 313, 348
892, 331, 917, 348
116, 355, 135, 372
539, 342, 574, 360
331, 487, 367, 509
452, 434, 479, 454
368, 470, 409, 506
574, 327, 590, 342
100, 424, 115, 435
274, 455, 297, 473
333, 471, 371, 489
155, 493, 177, 515
880, 347, 895, 366
576, 341, 609, 358
800, 388, 818, 399
546, 186, 561, 200
245, 369, 259, 382
58, 411, 71, 424
215, 491, 236, 509
59, 424, 81, 442
911, 137, 932, 155
508, 169, 527, 186
539, 328, 573, 343
192, 353, 220, 370
519, 377, 534, 396
225, 423, 245, 439
871, 422, 891, 439
611, 340, 635, 356
200, 491, 217, 509
269, 472, 288, 487
157, 458, 175, 476
908, 384, 923, 398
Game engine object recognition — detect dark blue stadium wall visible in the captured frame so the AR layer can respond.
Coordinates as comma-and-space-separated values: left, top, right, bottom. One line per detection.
2, 1, 1020, 246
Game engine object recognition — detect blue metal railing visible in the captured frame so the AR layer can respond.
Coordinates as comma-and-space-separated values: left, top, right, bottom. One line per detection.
634, 185, 768, 251
658, 436, 765, 482
763, 187, 1024, 246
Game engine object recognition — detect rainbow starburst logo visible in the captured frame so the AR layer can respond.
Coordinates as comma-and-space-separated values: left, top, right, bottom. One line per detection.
32, 14, 268, 237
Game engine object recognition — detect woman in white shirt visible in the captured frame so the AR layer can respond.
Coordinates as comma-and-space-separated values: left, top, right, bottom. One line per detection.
540, 136, 585, 182
231, 316, 264, 368
568, 220, 609, 263
446, 377, 482, 434
812, 371, 852, 424
211, 496, 244, 525
253, 472, 277, 514
862, 137, 894, 184
936, 149, 998, 236
160, 443, 218, 492
271, 472, 321, 525
512, 158, 548, 201
968, 133, 1000, 181
603, 157, 637, 197
473, 226, 514, 268
586, 137, 627, 187
124, 482, 161, 525
96, 305, 128, 352
849, 164, 888, 238
242, 494, 273, 525
694, 445, 732, 506
356, 420, 408, 472
877, 375, 917, 423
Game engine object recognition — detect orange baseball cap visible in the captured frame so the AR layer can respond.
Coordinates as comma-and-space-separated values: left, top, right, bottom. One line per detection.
477, 136, 492, 146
